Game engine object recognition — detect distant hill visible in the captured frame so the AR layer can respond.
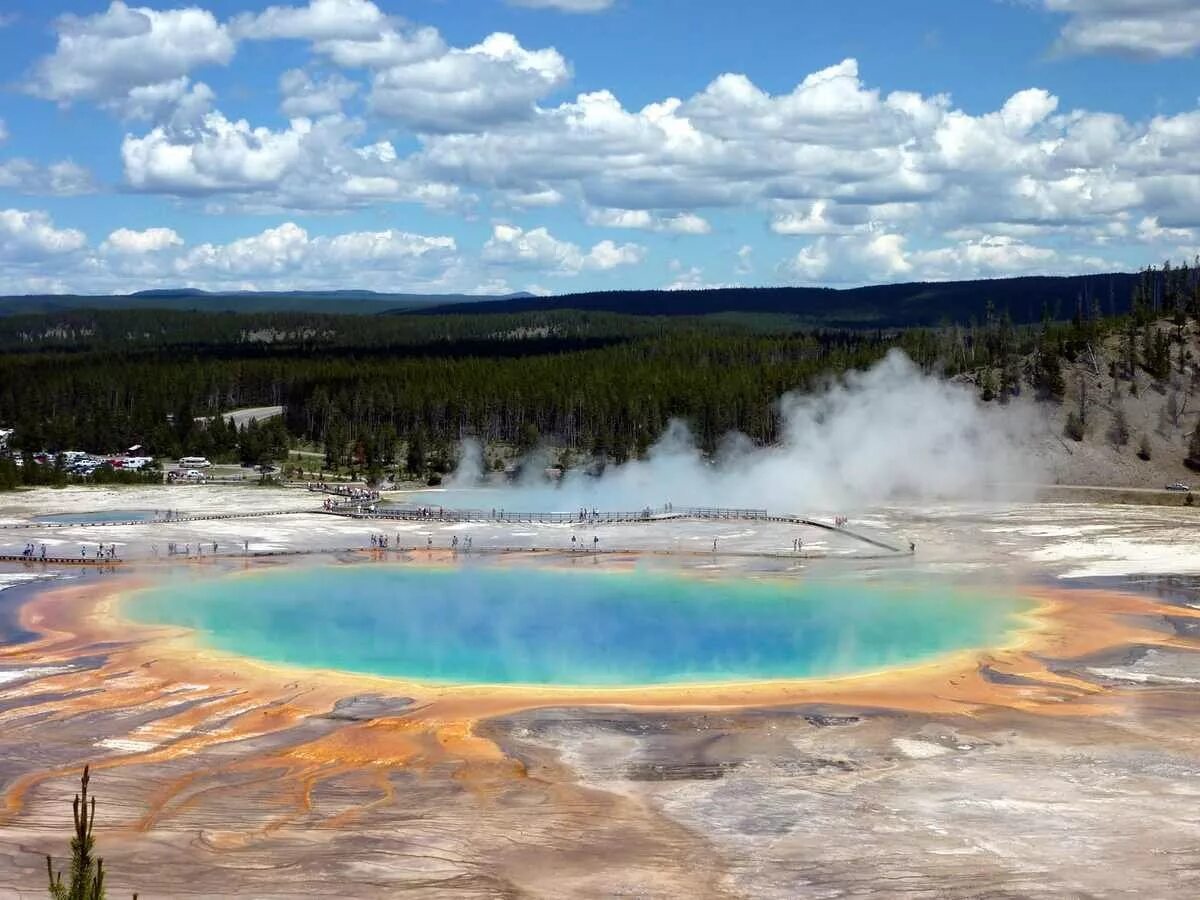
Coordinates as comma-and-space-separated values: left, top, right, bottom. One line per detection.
0, 275, 1143, 327
0, 290, 536, 317
410, 274, 1139, 328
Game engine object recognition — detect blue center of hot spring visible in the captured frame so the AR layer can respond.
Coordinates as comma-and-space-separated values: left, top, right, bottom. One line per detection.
125, 565, 1028, 686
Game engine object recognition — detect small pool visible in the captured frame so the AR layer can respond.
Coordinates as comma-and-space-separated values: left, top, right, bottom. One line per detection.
34, 510, 159, 525
125, 565, 1031, 687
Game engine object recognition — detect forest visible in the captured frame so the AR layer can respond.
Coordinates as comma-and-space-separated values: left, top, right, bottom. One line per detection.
0, 263, 1197, 486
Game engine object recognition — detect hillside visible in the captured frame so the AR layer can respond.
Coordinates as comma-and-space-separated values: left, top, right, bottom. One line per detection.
0, 290, 534, 317
0, 274, 1139, 327
414, 274, 1139, 328
999, 321, 1200, 490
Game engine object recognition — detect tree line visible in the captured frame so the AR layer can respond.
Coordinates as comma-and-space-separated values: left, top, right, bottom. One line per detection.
1, 262, 1198, 483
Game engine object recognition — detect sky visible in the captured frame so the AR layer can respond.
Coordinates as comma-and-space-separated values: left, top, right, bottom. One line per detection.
0, 0, 1198, 296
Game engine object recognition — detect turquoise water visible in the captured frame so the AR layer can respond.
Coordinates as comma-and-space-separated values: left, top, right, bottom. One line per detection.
35, 510, 157, 525
125, 565, 1029, 687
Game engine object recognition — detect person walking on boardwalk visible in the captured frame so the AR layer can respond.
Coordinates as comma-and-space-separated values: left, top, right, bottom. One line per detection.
571, 535, 577, 552
713, 538, 718, 552
593, 536, 599, 552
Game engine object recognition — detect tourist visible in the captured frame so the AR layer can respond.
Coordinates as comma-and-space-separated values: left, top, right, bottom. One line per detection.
713, 538, 718, 552
593, 536, 599, 552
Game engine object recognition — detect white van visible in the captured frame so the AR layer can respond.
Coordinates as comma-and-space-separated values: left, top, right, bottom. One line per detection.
179, 456, 211, 468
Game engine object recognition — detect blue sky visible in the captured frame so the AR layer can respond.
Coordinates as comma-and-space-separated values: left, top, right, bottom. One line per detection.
0, 0, 1198, 295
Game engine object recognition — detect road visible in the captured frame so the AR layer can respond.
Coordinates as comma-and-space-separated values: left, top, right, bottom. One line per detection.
195, 406, 284, 428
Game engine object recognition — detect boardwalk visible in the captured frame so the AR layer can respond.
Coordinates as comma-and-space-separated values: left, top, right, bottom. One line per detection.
323, 503, 909, 554
0, 498, 911, 557
0, 554, 123, 566
0, 510, 299, 530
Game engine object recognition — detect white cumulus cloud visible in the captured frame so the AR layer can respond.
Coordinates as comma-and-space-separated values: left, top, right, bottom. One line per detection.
367, 33, 569, 132
483, 223, 644, 274
0, 209, 87, 261
279, 69, 359, 117
101, 227, 184, 254
28, 2, 234, 116
1043, 0, 1200, 58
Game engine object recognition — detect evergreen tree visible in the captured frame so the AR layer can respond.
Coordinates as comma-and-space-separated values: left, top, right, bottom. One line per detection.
46, 766, 137, 900
1065, 411, 1085, 442
1109, 405, 1130, 448
1034, 333, 1065, 399
406, 429, 428, 476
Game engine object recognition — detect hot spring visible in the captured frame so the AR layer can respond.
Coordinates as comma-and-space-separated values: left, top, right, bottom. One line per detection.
35, 509, 159, 525
124, 564, 1031, 687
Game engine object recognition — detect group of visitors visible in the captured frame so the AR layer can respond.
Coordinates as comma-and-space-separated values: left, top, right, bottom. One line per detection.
569, 535, 601, 552
311, 483, 379, 502
82, 543, 119, 561
20, 543, 47, 559
792, 537, 804, 553
369, 534, 392, 549
162, 542, 219, 557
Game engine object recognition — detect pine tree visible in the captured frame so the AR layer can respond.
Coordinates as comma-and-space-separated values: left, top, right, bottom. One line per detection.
1065, 411, 1086, 442
1109, 405, 1130, 448
46, 767, 137, 900
405, 428, 428, 476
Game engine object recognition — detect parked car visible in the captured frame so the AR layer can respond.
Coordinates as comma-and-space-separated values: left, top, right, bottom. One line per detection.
1166, 482, 1191, 492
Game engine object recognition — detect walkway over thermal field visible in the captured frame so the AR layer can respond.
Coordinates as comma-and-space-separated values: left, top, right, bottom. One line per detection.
324, 501, 908, 554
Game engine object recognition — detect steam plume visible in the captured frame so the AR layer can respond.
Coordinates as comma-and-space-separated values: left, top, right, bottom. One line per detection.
448, 349, 1041, 512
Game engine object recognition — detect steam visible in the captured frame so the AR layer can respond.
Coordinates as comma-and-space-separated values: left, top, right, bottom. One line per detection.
446, 349, 1042, 512
448, 438, 487, 487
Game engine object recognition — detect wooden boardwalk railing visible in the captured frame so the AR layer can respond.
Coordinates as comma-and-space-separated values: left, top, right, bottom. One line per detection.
0, 496, 909, 557
322, 502, 907, 554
